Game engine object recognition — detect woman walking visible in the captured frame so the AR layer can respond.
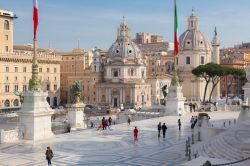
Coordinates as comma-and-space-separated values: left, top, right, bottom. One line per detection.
134, 126, 138, 142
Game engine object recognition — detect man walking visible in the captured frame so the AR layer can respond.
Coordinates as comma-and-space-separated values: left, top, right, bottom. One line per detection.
178, 119, 181, 131
158, 122, 162, 137
45, 146, 54, 166
162, 123, 167, 138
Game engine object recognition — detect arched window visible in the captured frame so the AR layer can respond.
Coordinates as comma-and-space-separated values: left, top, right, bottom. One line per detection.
53, 97, 57, 107
131, 69, 134, 76
4, 100, 10, 107
4, 20, 10, 30
14, 99, 19, 107
201, 56, 205, 64
186, 57, 191, 64
101, 95, 105, 102
46, 97, 50, 105
113, 70, 118, 77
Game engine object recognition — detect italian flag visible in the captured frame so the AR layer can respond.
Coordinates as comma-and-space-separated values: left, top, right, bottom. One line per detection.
174, 0, 179, 56
33, 0, 38, 40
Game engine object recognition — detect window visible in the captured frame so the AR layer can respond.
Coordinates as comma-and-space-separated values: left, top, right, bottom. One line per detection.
15, 67, 18, 72
14, 85, 18, 92
5, 66, 9, 72
15, 76, 18, 81
24, 76, 26, 81
47, 84, 50, 91
39, 68, 42, 72
54, 77, 57, 81
54, 84, 57, 91
5, 46, 8, 52
201, 56, 205, 64
54, 67, 57, 73
23, 67, 26, 72
5, 85, 9, 92
4, 100, 10, 107
23, 85, 27, 92
6, 76, 8, 81
14, 99, 19, 107
113, 70, 118, 77
186, 57, 191, 64
4, 20, 9, 30
47, 68, 50, 73
5, 35, 8, 41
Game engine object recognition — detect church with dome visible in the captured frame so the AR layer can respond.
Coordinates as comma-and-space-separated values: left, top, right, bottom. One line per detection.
177, 10, 220, 101
93, 20, 151, 108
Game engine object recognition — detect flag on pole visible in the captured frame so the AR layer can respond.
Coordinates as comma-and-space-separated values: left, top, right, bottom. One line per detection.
33, 0, 38, 40
174, 0, 179, 56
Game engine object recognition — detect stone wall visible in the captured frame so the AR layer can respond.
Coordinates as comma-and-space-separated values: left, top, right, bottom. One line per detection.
0, 128, 23, 144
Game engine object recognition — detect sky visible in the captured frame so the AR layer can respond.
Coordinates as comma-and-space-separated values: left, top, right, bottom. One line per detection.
1, 0, 250, 51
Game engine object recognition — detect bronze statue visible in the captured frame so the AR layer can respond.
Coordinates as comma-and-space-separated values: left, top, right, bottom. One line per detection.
162, 85, 168, 98
69, 80, 82, 104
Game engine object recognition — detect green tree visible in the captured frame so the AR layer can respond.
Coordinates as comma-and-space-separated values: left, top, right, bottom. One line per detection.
223, 67, 246, 103
192, 63, 226, 104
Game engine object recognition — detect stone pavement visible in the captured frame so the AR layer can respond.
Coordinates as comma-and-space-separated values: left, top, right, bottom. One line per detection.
0, 111, 239, 166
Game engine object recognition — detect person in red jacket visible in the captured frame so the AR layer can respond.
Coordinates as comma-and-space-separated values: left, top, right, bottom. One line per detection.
134, 126, 138, 142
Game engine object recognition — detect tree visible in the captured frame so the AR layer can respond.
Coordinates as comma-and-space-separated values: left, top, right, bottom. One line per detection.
223, 67, 246, 103
192, 64, 211, 104
192, 63, 226, 104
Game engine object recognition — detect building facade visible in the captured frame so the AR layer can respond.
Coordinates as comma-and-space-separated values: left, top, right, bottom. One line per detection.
0, 45, 61, 112
0, 9, 14, 53
59, 49, 94, 104
94, 21, 151, 108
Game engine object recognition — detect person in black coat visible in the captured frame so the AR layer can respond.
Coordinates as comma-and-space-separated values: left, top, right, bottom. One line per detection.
158, 122, 162, 137
161, 123, 167, 138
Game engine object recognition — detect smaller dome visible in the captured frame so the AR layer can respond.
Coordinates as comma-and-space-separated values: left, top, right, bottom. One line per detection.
179, 10, 211, 52
108, 21, 142, 60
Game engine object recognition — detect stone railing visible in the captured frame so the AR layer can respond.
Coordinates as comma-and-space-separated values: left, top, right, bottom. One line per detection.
0, 128, 23, 144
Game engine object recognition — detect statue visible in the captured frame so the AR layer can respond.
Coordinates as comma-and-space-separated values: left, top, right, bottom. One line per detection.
162, 85, 168, 98
14, 91, 24, 104
69, 80, 82, 104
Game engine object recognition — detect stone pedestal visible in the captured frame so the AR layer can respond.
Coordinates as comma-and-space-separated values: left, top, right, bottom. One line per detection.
165, 85, 186, 116
17, 91, 54, 141
238, 105, 249, 122
193, 114, 210, 141
67, 103, 87, 130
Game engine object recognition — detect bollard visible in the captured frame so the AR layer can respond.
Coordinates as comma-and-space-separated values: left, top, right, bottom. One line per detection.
185, 140, 189, 157
194, 152, 198, 158
234, 119, 236, 125
229, 120, 231, 126
223, 122, 226, 127
192, 134, 194, 144
188, 147, 191, 161
198, 132, 201, 141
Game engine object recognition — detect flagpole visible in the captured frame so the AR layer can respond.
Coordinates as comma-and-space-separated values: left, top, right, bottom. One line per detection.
171, 0, 180, 86
29, 0, 40, 91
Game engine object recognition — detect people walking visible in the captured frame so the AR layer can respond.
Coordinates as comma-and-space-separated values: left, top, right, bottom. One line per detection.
134, 126, 138, 142
178, 119, 181, 131
127, 117, 131, 125
108, 117, 112, 126
162, 123, 167, 138
102, 117, 106, 130
158, 122, 162, 137
45, 146, 54, 166
105, 119, 110, 130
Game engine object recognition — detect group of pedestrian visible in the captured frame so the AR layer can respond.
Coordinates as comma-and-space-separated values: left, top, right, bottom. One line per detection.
99, 117, 112, 130
157, 122, 168, 138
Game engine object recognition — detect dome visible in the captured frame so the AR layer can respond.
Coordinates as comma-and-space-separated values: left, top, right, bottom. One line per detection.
108, 21, 142, 60
179, 10, 211, 52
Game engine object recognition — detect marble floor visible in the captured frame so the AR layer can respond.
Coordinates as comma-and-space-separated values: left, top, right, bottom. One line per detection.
0, 111, 239, 166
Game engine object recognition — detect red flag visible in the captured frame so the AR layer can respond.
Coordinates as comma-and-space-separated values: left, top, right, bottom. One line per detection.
33, 0, 38, 40
174, 0, 179, 56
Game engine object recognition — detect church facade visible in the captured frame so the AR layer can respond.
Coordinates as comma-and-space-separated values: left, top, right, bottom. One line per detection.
177, 10, 220, 101
93, 21, 151, 108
